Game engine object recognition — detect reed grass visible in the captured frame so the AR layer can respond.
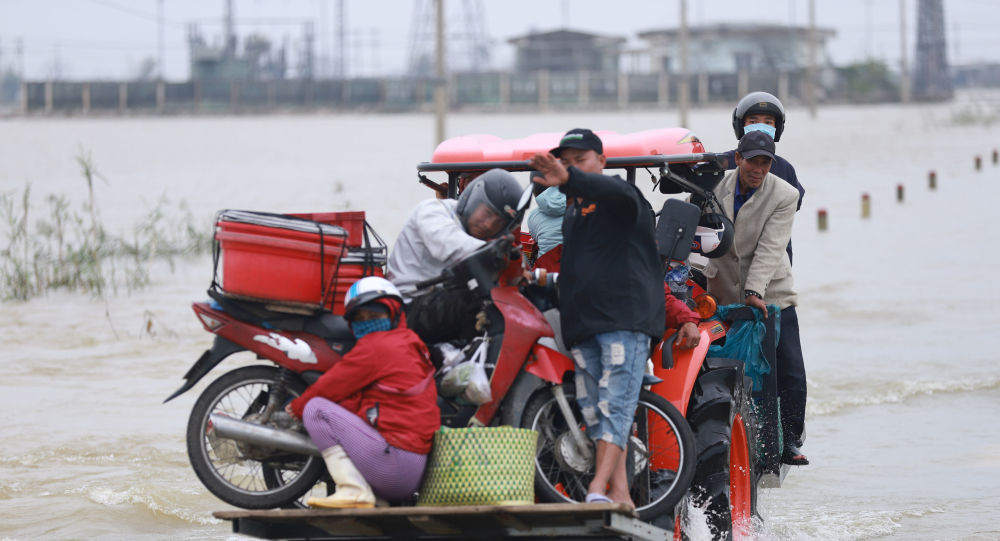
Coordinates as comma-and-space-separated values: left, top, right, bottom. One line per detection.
1, 151, 211, 302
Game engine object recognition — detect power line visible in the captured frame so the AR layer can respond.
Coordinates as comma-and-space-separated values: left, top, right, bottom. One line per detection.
83, 0, 185, 28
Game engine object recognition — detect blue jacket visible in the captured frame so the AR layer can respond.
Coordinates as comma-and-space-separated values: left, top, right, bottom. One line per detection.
527, 187, 566, 256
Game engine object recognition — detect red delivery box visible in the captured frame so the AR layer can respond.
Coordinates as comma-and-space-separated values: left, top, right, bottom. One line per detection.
214, 210, 383, 314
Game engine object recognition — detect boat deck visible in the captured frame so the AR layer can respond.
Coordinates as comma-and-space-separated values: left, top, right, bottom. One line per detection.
214, 502, 673, 541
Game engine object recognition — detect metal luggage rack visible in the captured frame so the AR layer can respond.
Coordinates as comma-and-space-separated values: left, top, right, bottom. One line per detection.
417, 152, 729, 198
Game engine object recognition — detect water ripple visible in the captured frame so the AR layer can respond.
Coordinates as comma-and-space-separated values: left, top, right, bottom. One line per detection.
808, 376, 1000, 416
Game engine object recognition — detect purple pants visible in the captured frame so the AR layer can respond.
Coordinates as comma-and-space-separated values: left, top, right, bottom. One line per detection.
302, 397, 428, 501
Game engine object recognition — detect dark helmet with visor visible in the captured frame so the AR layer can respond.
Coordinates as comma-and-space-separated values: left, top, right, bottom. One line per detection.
455, 168, 523, 234
732, 91, 786, 142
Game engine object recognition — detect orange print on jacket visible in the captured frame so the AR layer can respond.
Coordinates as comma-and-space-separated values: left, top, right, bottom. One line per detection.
580, 203, 597, 216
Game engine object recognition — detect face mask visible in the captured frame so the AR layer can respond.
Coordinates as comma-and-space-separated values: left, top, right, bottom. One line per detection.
744, 123, 777, 139
351, 318, 392, 340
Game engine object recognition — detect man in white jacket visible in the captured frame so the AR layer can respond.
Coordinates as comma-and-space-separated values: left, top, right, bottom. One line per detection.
386, 169, 523, 343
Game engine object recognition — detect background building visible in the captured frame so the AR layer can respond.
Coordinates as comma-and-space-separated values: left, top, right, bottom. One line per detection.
507, 29, 625, 74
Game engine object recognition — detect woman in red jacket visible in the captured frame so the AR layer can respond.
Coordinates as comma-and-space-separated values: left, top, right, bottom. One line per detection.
285, 277, 440, 508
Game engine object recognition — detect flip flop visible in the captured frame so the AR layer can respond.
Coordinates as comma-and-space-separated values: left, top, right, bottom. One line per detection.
585, 492, 613, 504
781, 445, 809, 466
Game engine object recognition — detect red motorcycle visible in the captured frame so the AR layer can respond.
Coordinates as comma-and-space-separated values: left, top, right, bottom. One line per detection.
166, 190, 697, 521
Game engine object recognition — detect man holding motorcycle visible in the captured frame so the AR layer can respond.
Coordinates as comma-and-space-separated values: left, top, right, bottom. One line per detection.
529, 128, 665, 508
386, 169, 523, 344
706, 129, 808, 465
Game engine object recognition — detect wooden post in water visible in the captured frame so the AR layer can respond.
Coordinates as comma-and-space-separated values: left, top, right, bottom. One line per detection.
861, 193, 871, 218
817, 209, 828, 231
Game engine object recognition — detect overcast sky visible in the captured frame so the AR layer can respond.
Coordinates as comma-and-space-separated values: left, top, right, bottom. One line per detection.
1, 0, 998, 81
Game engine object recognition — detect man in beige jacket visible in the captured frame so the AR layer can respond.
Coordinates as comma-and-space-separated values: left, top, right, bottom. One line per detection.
703, 130, 809, 465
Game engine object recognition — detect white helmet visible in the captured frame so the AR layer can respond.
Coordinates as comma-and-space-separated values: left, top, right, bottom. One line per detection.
692, 226, 722, 254
690, 213, 734, 258
343, 276, 403, 321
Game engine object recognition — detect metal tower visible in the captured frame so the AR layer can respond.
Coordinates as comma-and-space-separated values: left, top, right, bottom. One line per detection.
912, 0, 952, 101
407, 0, 491, 76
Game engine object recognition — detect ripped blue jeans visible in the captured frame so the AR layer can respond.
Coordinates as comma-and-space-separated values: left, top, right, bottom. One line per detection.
570, 330, 651, 449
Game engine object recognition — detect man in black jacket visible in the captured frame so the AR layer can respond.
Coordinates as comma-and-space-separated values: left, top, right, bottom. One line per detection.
529, 128, 665, 508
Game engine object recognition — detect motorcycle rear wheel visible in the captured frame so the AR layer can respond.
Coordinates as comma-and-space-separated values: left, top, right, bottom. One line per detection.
186, 365, 324, 509
519, 382, 696, 522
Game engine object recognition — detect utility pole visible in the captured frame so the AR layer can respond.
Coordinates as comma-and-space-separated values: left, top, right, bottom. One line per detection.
434, 0, 447, 145
913, 0, 951, 100
900, 0, 910, 103
806, 0, 817, 117
678, 0, 689, 128
336, 0, 346, 77
224, 0, 235, 60
157, 0, 165, 80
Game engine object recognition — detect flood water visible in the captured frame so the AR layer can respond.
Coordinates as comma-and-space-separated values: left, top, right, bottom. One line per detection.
2, 92, 1000, 540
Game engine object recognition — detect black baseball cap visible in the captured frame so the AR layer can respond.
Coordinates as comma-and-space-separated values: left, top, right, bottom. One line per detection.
736, 130, 775, 160
550, 128, 603, 157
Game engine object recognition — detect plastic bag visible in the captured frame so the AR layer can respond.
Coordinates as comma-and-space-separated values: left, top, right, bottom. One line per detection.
438, 338, 492, 405
436, 343, 466, 372
707, 303, 780, 392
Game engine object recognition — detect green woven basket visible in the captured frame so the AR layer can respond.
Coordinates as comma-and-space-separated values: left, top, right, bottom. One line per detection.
417, 426, 538, 506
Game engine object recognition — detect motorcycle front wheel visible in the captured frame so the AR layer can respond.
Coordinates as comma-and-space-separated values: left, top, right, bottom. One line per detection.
186, 365, 324, 509
519, 382, 696, 522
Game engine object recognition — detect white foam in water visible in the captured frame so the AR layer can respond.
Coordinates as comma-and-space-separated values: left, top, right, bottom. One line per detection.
677, 496, 717, 541
809, 374, 1000, 416
77, 485, 221, 526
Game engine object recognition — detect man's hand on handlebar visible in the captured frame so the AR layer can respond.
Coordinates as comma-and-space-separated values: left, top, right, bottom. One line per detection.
675, 322, 700, 349
744, 294, 767, 317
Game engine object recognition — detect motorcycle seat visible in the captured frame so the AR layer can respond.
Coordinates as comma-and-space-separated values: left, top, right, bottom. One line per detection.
302, 313, 355, 342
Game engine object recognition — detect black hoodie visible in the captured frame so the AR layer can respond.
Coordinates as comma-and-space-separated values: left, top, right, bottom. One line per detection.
557, 167, 666, 347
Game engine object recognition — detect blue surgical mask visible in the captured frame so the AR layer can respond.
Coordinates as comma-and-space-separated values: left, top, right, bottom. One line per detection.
351, 318, 392, 340
744, 123, 777, 139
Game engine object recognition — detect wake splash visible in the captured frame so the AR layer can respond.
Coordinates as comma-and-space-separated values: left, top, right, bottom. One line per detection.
760, 503, 946, 540
65, 484, 221, 526
807, 375, 1000, 416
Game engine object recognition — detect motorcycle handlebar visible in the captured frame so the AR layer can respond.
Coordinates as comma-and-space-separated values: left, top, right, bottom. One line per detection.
414, 273, 448, 290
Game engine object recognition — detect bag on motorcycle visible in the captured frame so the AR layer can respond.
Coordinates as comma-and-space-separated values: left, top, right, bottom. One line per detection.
417, 426, 537, 506
438, 339, 492, 405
